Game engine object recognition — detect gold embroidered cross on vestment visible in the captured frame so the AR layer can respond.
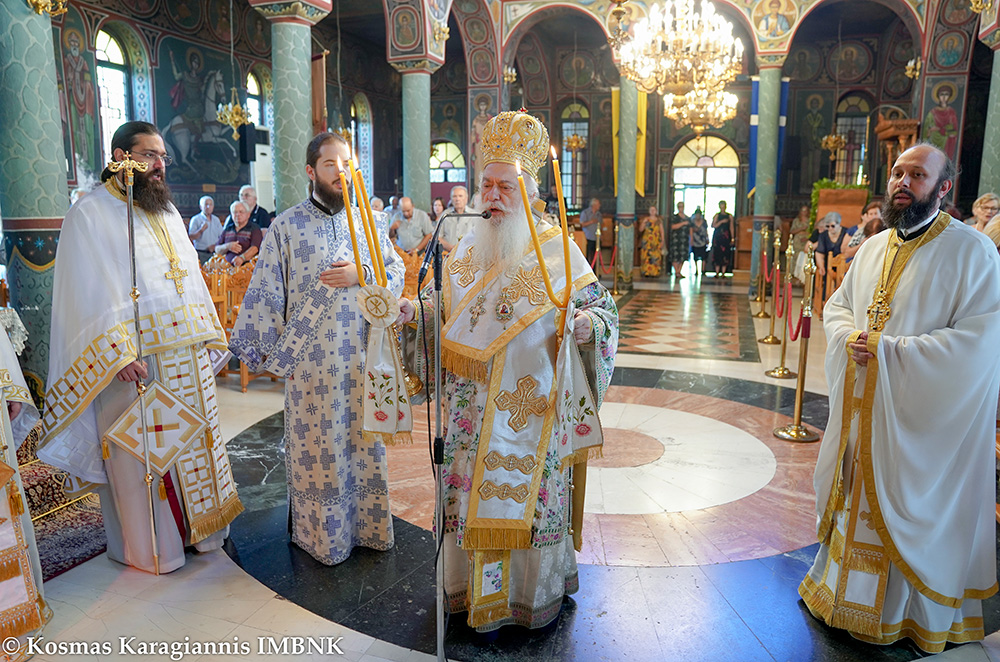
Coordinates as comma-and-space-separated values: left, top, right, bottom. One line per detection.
449, 246, 479, 287
495, 375, 548, 432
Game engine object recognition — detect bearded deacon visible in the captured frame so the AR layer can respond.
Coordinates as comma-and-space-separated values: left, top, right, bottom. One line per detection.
40, 121, 243, 574
800, 144, 1000, 652
398, 111, 619, 631
229, 132, 405, 565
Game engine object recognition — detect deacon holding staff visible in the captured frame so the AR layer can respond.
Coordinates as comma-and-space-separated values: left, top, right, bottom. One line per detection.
41, 121, 243, 574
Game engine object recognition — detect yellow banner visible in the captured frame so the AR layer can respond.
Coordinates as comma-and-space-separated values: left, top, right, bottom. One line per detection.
612, 88, 620, 197
635, 91, 647, 197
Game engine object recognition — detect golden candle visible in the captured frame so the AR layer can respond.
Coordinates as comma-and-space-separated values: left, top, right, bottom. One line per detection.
337, 157, 366, 287
550, 146, 573, 315
351, 162, 379, 279
516, 160, 560, 308
354, 163, 386, 286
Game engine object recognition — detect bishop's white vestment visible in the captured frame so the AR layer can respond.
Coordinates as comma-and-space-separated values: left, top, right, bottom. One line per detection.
40, 182, 243, 574
800, 213, 1000, 653
229, 199, 404, 565
420, 223, 618, 631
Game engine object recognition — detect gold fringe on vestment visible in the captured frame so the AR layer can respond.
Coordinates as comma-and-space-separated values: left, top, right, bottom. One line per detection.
830, 605, 883, 639
362, 430, 413, 447
442, 349, 489, 383
847, 546, 890, 576
462, 526, 532, 551
0, 602, 42, 640
559, 445, 603, 471
188, 495, 244, 544
0, 557, 22, 583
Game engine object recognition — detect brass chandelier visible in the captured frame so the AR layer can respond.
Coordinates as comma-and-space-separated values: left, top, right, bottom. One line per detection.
616, 0, 743, 98
664, 86, 738, 135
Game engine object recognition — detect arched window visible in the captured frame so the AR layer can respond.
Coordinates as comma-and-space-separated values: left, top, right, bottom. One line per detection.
430, 141, 466, 184
352, 93, 373, 194
95, 30, 131, 166
246, 72, 262, 126
671, 135, 739, 239
560, 101, 590, 208
834, 93, 872, 185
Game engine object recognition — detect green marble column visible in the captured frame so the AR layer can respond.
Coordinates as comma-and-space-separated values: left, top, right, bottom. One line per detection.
616, 78, 638, 286
0, 0, 69, 399
271, 21, 313, 212
402, 71, 431, 210
979, 49, 1000, 196
750, 67, 781, 294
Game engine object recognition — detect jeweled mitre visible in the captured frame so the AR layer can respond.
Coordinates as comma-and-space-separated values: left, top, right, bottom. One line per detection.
480, 110, 550, 180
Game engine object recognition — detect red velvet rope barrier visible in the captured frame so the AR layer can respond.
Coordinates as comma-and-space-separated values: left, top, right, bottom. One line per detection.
773, 267, 784, 318
787, 283, 805, 342
760, 248, 774, 284
590, 244, 618, 275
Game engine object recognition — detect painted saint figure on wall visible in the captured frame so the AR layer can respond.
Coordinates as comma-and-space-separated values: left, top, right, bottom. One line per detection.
62, 28, 97, 174
470, 94, 492, 187
923, 82, 959, 159
756, 0, 791, 38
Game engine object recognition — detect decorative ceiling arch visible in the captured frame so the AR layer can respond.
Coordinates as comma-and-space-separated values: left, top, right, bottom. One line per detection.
450, 0, 501, 86
793, 0, 924, 51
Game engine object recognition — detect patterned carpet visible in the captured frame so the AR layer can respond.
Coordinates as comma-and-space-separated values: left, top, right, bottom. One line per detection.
33, 493, 106, 580
616, 290, 760, 361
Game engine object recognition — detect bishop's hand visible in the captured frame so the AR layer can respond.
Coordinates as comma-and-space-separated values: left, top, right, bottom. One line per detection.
116, 360, 149, 382
397, 298, 416, 326
573, 311, 594, 345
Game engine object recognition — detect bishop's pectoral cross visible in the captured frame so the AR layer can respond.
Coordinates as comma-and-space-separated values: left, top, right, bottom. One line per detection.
165, 259, 188, 296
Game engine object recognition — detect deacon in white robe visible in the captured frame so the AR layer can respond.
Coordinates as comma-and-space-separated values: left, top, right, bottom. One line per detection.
0, 327, 51, 656
800, 144, 1000, 652
399, 111, 619, 631
39, 122, 242, 575
229, 132, 404, 565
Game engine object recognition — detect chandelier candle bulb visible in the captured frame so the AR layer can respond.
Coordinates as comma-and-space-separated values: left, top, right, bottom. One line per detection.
516, 160, 560, 309
337, 157, 366, 287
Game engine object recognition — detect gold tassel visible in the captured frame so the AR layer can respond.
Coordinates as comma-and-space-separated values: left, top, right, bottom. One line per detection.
158, 481, 168, 501
8, 490, 23, 518
205, 428, 214, 450
0, 557, 22, 582
102, 437, 110, 460
442, 349, 489, 383
188, 496, 245, 544
462, 526, 531, 551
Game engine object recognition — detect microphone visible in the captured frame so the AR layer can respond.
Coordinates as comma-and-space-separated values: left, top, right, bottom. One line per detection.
417, 210, 490, 287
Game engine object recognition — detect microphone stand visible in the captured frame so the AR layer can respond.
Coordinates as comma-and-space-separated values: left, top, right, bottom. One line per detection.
417, 208, 489, 662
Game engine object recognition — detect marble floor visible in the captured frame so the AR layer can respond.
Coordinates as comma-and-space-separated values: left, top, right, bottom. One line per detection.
31, 269, 1000, 661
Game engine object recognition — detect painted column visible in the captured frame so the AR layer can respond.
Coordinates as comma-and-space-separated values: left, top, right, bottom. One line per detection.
616, 78, 638, 286
750, 65, 782, 294
979, 49, 1000, 195
0, 0, 69, 399
401, 70, 431, 210
250, 1, 331, 213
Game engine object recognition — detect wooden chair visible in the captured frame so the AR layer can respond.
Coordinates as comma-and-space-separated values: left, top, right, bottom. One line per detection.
814, 253, 847, 314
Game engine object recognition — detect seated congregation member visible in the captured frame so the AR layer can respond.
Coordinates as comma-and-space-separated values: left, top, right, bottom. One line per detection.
216, 200, 262, 267
188, 194, 223, 261
842, 202, 885, 262
239, 184, 272, 230
41, 121, 242, 575
440, 185, 475, 252
397, 110, 619, 631
370, 196, 385, 212
969, 193, 999, 232
800, 143, 1000, 653
814, 212, 847, 278
230, 131, 404, 565
390, 196, 434, 254
430, 196, 445, 223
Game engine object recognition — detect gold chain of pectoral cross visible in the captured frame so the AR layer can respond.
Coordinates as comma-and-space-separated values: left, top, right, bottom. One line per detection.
140, 212, 188, 296
867, 239, 903, 332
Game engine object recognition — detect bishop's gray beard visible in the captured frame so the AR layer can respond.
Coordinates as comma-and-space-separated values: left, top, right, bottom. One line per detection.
133, 171, 174, 215
473, 203, 533, 273
882, 189, 940, 232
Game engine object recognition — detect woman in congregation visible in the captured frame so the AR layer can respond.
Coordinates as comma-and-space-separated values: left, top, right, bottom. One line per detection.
639, 205, 666, 277
689, 208, 710, 277
711, 201, 735, 278
669, 204, 691, 278
430, 196, 446, 223
969, 193, 999, 232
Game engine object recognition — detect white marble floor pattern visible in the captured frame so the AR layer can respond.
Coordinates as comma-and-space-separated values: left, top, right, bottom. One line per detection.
30, 292, 1000, 662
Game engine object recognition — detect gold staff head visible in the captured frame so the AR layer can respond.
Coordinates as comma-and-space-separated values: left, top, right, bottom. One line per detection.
107, 152, 149, 187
